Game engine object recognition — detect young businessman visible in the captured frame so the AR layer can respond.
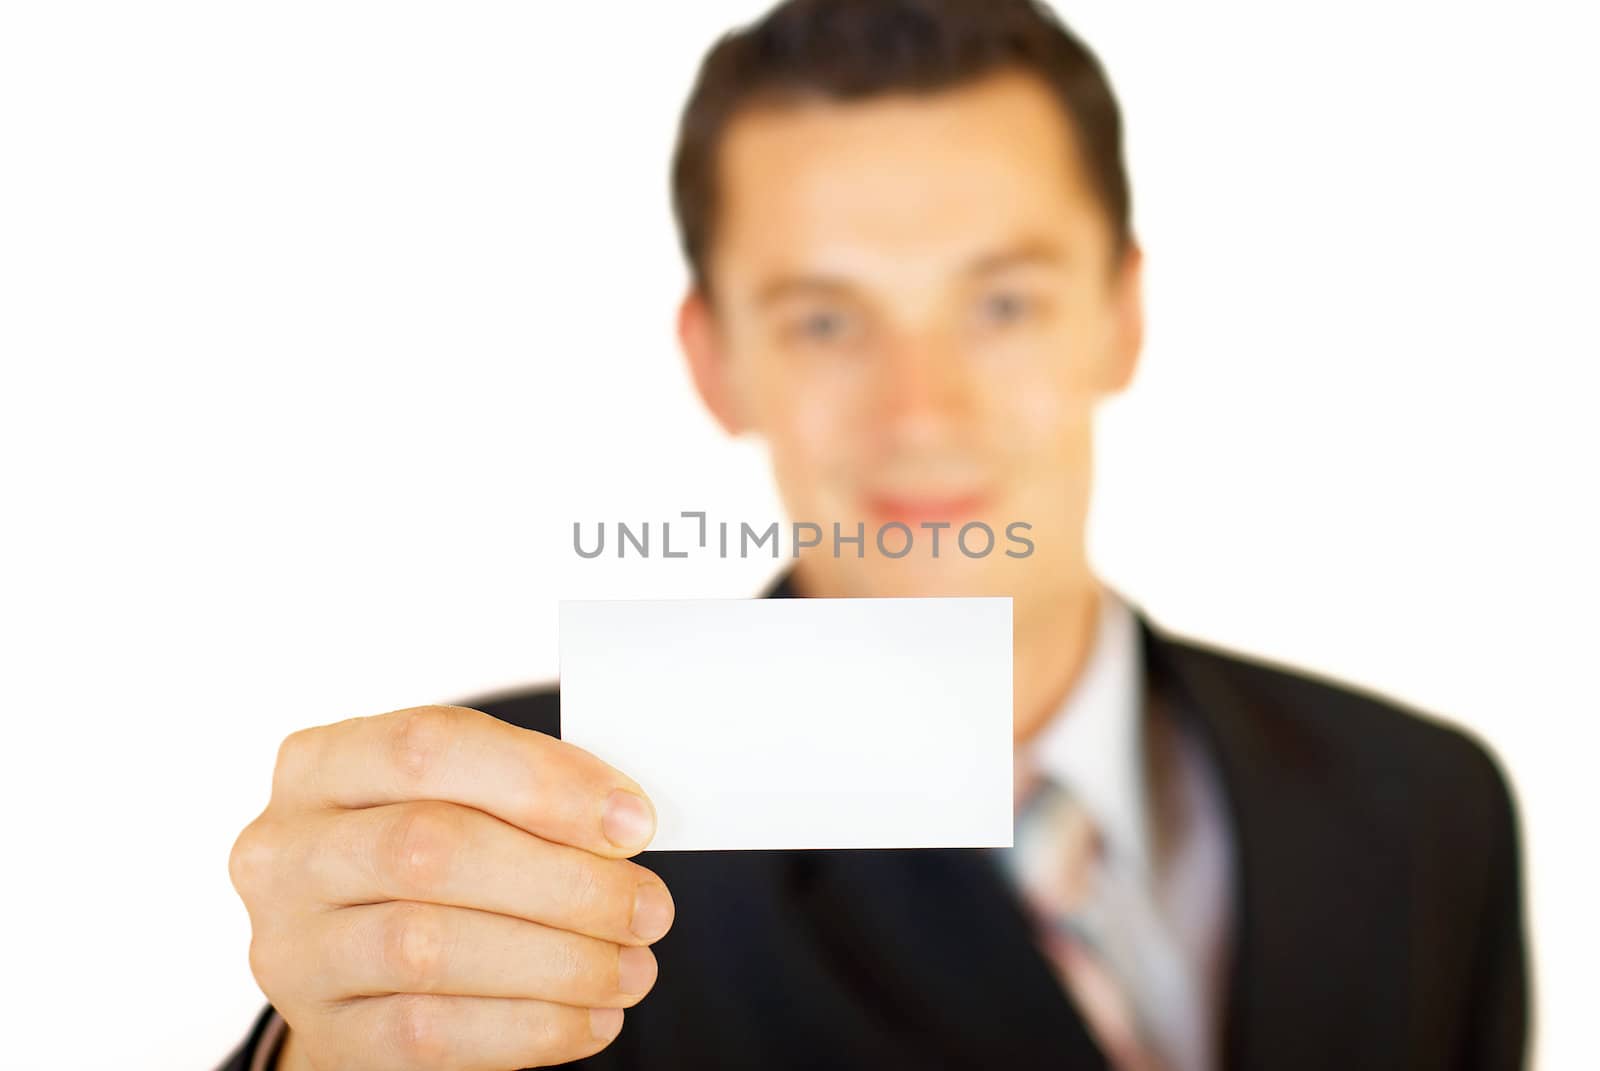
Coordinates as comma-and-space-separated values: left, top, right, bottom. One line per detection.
222, 2, 1529, 1069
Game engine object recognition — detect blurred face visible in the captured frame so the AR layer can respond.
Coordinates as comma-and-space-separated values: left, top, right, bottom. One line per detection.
681, 70, 1142, 611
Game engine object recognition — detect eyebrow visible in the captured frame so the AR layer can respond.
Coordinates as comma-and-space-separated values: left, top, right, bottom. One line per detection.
750, 238, 1070, 308
753, 275, 858, 309
963, 238, 1069, 277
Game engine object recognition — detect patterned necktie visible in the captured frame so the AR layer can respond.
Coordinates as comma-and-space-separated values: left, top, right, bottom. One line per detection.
1004, 768, 1171, 1071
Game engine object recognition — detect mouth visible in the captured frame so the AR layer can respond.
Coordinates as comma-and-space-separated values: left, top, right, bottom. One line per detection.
863, 491, 991, 527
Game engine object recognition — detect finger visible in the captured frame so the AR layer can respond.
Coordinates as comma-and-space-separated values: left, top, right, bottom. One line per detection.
304, 801, 676, 946
309, 901, 657, 1008
308, 993, 625, 1071
275, 704, 658, 857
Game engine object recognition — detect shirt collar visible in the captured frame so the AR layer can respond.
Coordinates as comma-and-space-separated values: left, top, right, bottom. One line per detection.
1020, 582, 1151, 876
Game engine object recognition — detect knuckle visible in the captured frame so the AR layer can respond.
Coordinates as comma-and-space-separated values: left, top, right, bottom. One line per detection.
562, 856, 618, 926
531, 1005, 592, 1061
382, 803, 461, 896
380, 903, 446, 991
246, 932, 284, 992
272, 727, 319, 793
506, 765, 548, 830
544, 932, 592, 992
386, 994, 450, 1066
389, 706, 463, 791
228, 820, 277, 898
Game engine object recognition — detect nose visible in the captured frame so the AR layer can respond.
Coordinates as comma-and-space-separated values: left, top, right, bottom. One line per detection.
872, 329, 973, 445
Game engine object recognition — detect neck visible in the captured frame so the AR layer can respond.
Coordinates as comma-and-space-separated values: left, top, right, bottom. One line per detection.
1012, 578, 1104, 745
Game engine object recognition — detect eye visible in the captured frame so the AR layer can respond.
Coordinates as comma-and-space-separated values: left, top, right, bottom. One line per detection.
804, 311, 843, 338
788, 307, 855, 345
978, 289, 1033, 326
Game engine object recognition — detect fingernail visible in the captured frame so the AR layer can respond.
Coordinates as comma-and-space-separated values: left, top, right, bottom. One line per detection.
630, 881, 675, 942
617, 945, 656, 995
590, 1006, 624, 1041
602, 789, 655, 851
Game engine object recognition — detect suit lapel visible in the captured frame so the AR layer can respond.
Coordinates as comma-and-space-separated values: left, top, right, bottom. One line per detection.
1138, 613, 1402, 1069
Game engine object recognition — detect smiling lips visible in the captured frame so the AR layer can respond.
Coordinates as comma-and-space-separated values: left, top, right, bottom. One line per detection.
864, 492, 990, 527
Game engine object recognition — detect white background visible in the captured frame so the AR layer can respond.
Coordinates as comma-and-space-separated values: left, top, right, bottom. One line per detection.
1, 2, 1595, 1067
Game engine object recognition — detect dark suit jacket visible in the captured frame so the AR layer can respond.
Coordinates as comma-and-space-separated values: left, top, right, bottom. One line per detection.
223, 576, 1528, 1070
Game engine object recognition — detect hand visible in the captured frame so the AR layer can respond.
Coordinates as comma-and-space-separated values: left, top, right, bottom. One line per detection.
229, 704, 674, 1070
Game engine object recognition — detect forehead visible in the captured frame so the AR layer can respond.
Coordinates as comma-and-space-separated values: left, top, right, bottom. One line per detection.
710, 70, 1108, 293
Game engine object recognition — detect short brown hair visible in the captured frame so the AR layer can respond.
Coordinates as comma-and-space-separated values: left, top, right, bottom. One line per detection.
670, 0, 1133, 292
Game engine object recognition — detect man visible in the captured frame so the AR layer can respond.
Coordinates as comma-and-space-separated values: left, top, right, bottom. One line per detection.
222, 1, 1528, 1068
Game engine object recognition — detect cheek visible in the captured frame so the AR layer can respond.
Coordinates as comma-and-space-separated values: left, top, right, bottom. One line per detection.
755, 369, 863, 505
1013, 373, 1070, 437
988, 347, 1092, 468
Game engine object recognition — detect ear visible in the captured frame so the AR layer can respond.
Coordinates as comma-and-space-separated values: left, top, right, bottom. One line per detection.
1098, 240, 1145, 395
678, 288, 748, 436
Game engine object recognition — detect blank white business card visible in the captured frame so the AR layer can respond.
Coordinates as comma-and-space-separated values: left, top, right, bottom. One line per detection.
559, 596, 1013, 851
